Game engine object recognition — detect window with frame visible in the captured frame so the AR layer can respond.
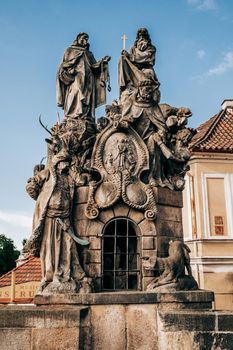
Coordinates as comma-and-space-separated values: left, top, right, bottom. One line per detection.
102, 218, 140, 291
214, 216, 224, 235
206, 177, 228, 236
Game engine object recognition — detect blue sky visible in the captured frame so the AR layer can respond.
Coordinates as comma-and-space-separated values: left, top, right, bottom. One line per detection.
0, 0, 233, 249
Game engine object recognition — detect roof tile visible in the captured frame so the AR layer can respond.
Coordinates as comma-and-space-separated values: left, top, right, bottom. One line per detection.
190, 109, 233, 153
0, 257, 41, 287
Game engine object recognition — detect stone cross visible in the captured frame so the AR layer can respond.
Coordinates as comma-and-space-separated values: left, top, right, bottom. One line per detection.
121, 34, 128, 50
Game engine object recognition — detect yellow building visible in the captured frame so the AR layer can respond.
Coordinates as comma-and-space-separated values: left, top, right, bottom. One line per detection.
183, 99, 233, 310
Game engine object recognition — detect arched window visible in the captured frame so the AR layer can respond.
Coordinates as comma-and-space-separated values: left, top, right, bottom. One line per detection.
102, 218, 141, 291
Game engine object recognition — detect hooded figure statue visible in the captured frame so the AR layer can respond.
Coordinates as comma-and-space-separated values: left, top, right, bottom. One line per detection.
56, 32, 111, 120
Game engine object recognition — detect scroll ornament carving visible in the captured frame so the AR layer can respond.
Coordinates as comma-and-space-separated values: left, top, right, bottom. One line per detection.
85, 103, 157, 221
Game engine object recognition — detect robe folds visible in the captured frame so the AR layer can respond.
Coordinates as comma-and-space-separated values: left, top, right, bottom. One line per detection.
119, 44, 158, 91
56, 44, 109, 118
26, 168, 85, 284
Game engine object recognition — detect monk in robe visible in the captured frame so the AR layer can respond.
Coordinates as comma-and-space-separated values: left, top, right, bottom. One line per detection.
57, 32, 111, 119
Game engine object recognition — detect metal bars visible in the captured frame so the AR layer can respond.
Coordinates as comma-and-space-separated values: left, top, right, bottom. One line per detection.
102, 218, 140, 291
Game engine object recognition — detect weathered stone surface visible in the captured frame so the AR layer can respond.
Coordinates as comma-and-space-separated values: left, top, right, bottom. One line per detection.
126, 304, 158, 350
138, 219, 156, 236
158, 311, 216, 331
154, 187, 183, 208
89, 236, 101, 250
128, 208, 145, 224
0, 306, 85, 350
193, 332, 233, 350
142, 276, 155, 290
157, 205, 182, 222
86, 263, 101, 277
142, 249, 156, 259
218, 313, 233, 331
157, 331, 195, 350
113, 203, 130, 217
4, 296, 233, 350
74, 219, 88, 237
86, 219, 104, 237
79, 308, 91, 350
156, 219, 183, 238
156, 291, 214, 304
86, 250, 101, 264
33, 291, 214, 308
157, 236, 182, 257
93, 277, 102, 292
90, 305, 126, 350
73, 203, 87, 220
157, 236, 171, 256
0, 328, 31, 350
142, 236, 154, 250
31, 327, 79, 350
0, 306, 82, 328
98, 208, 114, 223
74, 186, 88, 204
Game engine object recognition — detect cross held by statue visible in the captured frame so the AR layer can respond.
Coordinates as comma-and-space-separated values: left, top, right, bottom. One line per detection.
121, 34, 128, 50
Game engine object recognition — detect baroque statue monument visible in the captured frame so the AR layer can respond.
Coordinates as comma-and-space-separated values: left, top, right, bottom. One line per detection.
2, 27, 228, 350
25, 28, 197, 295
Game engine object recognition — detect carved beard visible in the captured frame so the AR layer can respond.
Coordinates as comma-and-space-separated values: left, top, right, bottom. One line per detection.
137, 39, 148, 51
75, 37, 88, 49
78, 41, 88, 49
138, 90, 153, 102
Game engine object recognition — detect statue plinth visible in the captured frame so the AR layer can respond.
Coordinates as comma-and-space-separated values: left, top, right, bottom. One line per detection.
34, 290, 214, 310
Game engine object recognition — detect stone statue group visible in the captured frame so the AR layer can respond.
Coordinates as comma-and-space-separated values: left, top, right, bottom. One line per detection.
24, 28, 197, 295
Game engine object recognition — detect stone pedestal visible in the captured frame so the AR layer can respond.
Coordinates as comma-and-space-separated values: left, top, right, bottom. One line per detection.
1, 291, 233, 350
0, 305, 86, 350
34, 290, 214, 311
73, 186, 184, 291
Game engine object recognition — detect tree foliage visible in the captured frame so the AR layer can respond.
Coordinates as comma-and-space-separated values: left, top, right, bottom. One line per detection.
0, 234, 20, 277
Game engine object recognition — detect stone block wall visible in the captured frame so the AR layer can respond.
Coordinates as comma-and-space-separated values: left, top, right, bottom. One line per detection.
0, 305, 85, 350
76, 292, 232, 350
2, 292, 233, 350
73, 186, 184, 291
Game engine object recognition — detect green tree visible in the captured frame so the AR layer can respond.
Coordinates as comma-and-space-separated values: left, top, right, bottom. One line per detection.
0, 234, 20, 277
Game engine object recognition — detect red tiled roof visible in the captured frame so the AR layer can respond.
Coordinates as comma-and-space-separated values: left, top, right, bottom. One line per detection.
0, 257, 41, 288
190, 108, 233, 153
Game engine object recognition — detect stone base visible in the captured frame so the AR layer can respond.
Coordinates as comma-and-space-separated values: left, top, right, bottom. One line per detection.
1, 293, 233, 350
34, 290, 214, 311
0, 305, 86, 350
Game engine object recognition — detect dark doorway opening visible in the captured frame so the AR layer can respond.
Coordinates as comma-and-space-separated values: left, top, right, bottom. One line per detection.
102, 218, 141, 291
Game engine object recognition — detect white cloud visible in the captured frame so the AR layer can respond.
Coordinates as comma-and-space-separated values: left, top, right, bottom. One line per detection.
197, 49, 206, 59
198, 0, 217, 11
0, 210, 32, 228
0, 210, 32, 249
207, 51, 233, 76
187, 0, 217, 11
191, 51, 233, 83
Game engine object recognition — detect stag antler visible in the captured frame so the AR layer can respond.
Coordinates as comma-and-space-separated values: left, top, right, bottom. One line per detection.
40, 156, 47, 165
39, 114, 52, 136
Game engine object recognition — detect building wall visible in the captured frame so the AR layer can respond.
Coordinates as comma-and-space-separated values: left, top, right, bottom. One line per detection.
0, 281, 40, 303
183, 152, 233, 310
